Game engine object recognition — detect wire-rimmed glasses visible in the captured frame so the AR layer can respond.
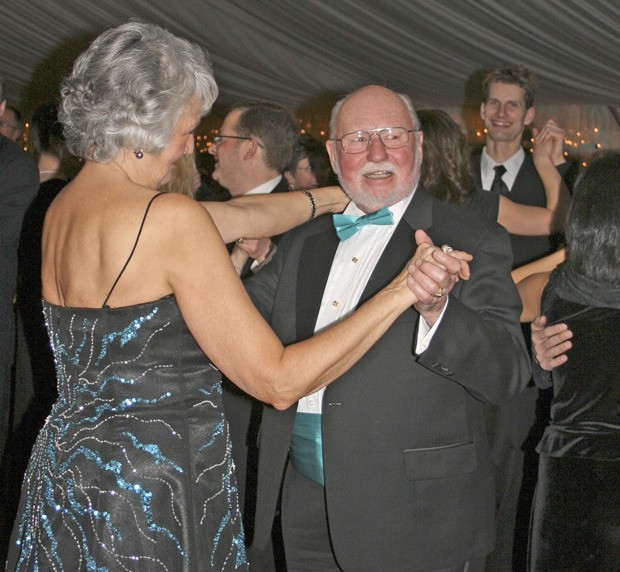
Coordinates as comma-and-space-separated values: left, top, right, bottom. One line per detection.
332, 127, 415, 154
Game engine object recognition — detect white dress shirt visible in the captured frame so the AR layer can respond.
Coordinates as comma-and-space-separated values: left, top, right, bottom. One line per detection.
297, 187, 447, 414
480, 146, 525, 192
243, 174, 282, 196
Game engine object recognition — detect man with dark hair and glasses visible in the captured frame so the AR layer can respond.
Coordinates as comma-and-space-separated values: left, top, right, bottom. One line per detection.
208, 101, 298, 278
235, 85, 530, 571
209, 101, 298, 198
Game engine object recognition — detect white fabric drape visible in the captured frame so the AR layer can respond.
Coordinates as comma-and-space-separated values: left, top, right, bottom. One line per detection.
1, 0, 618, 146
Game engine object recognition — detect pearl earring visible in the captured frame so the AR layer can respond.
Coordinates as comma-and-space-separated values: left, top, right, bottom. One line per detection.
134, 150, 144, 159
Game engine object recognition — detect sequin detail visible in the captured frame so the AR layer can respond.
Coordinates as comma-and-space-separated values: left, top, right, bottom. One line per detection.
7, 297, 247, 571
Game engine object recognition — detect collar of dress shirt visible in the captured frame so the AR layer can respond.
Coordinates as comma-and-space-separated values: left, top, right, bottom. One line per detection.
481, 146, 525, 192
243, 174, 282, 195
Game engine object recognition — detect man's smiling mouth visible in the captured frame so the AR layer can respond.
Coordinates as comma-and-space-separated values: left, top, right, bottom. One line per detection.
364, 171, 393, 179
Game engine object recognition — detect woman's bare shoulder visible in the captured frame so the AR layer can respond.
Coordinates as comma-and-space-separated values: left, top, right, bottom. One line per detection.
148, 191, 215, 235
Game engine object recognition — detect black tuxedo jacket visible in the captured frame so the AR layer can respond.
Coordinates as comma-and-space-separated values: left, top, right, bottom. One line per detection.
473, 149, 571, 267
239, 184, 530, 571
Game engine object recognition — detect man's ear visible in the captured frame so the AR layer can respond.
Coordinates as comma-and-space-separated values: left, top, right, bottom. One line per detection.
0, 99, 6, 116
242, 138, 260, 161
479, 102, 486, 121
325, 139, 339, 175
524, 107, 535, 127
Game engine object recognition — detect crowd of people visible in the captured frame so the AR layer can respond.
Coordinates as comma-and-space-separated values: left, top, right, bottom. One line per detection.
1, 20, 617, 572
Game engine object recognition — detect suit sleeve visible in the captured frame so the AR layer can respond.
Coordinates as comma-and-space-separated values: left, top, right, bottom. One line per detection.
242, 231, 289, 320
418, 223, 531, 404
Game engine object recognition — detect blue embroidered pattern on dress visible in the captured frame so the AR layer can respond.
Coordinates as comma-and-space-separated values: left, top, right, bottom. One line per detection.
10, 300, 248, 571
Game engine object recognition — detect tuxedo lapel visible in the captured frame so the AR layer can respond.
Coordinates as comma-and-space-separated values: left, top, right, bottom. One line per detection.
358, 186, 434, 306
296, 223, 340, 340
472, 147, 484, 189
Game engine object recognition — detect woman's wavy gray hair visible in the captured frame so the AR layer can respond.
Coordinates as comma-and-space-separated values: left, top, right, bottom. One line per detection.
60, 21, 218, 163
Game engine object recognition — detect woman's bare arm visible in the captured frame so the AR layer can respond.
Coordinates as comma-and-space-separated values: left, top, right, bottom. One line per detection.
202, 186, 348, 244
497, 120, 571, 236
512, 248, 566, 322
515, 272, 550, 323
166, 200, 470, 409
511, 248, 566, 285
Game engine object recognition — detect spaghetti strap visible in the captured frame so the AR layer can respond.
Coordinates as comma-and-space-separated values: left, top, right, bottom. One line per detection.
102, 192, 165, 308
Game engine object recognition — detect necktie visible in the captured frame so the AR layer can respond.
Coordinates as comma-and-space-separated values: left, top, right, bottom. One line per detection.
490, 164, 509, 196
332, 207, 394, 241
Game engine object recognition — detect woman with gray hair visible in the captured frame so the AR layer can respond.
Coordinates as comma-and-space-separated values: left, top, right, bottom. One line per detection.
5, 22, 446, 571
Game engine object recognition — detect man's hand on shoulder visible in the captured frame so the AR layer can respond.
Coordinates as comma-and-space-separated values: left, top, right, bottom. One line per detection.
531, 315, 573, 370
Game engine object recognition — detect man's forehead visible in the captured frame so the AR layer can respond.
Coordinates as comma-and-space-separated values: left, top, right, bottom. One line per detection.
221, 108, 243, 129
488, 82, 525, 102
337, 102, 411, 134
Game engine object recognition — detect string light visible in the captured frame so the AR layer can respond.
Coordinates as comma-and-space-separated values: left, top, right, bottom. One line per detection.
188, 111, 613, 163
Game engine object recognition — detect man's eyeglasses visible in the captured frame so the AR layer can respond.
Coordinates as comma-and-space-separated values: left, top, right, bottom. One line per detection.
332, 127, 415, 154
212, 134, 264, 148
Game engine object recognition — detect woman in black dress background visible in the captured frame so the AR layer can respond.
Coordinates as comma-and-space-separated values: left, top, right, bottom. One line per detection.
527, 153, 620, 570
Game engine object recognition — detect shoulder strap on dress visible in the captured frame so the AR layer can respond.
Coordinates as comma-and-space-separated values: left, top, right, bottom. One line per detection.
102, 192, 165, 308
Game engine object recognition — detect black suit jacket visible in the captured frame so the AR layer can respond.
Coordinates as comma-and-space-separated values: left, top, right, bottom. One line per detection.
473, 149, 571, 267
0, 136, 39, 444
222, 175, 289, 539
238, 184, 531, 571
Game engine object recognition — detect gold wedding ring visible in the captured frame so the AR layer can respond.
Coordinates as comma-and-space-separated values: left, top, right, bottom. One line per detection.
435, 287, 446, 297
237, 238, 244, 244
442, 245, 453, 254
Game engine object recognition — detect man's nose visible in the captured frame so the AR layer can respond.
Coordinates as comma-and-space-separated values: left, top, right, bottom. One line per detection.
366, 133, 389, 161
208, 143, 217, 157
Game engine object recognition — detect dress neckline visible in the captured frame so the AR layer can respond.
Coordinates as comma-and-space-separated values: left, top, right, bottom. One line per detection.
43, 293, 175, 312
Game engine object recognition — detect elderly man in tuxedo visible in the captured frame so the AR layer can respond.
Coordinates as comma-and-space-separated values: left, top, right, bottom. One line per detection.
235, 85, 530, 572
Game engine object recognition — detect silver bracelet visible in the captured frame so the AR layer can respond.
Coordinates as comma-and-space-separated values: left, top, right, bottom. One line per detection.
299, 189, 316, 221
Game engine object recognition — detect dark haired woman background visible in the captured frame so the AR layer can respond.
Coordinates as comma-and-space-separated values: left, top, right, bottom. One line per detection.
527, 153, 620, 570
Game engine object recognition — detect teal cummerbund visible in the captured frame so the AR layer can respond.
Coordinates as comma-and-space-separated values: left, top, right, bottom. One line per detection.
289, 412, 324, 486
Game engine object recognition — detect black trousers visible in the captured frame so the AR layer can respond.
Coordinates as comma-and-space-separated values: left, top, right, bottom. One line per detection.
280, 462, 485, 572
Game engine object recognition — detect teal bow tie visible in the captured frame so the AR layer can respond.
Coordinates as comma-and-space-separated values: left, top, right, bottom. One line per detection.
332, 207, 394, 241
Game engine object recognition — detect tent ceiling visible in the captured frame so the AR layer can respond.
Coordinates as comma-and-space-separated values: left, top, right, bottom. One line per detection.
1, 0, 619, 136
